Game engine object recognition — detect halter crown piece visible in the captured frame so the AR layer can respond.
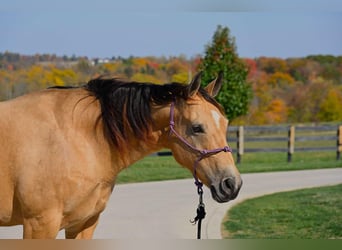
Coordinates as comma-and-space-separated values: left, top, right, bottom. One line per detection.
168, 101, 233, 239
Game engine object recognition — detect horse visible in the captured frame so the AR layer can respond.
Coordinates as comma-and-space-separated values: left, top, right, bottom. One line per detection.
0, 72, 242, 239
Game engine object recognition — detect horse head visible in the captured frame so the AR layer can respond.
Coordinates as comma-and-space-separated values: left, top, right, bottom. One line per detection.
163, 72, 242, 203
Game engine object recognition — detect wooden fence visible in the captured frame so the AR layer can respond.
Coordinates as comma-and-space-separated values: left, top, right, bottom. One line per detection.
228, 124, 342, 163
154, 124, 342, 163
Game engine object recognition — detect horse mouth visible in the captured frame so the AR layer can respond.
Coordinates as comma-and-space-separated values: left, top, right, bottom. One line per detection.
210, 178, 242, 203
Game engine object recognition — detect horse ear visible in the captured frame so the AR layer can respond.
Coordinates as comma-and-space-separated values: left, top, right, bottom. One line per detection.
205, 71, 223, 97
187, 71, 202, 97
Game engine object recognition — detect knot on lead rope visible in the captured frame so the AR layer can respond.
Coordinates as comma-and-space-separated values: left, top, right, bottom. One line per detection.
194, 180, 203, 196
191, 181, 206, 239
194, 179, 203, 188
190, 202, 206, 225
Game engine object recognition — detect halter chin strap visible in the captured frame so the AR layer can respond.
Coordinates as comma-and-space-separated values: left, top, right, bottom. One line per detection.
168, 101, 233, 193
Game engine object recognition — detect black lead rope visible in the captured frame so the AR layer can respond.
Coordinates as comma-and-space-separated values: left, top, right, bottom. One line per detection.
190, 184, 206, 239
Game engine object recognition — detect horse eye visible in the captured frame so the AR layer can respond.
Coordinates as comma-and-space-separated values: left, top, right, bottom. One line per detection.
191, 124, 205, 134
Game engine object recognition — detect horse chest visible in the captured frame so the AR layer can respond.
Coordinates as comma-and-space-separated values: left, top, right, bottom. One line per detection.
62, 181, 113, 226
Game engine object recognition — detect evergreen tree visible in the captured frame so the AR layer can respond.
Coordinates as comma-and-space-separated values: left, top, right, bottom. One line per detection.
198, 25, 252, 121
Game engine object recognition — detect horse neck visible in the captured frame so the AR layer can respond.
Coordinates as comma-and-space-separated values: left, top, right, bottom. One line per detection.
76, 97, 170, 170
112, 104, 171, 168
41, 89, 167, 180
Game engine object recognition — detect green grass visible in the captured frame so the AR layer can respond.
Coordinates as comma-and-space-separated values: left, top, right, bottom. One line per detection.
237, 151, 341, 173
116, 151, 342, 184
222, 184, 342, 239
117, 156, 192, 184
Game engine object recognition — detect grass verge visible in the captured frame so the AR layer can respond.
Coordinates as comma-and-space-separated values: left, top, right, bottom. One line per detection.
222, 184, 342, 239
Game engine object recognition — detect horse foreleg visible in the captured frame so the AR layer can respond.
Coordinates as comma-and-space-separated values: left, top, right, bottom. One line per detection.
65, 214, 100, 239
22, 210, 62, 239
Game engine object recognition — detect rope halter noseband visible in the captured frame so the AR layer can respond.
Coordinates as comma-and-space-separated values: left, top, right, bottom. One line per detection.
168, 101, 233, 239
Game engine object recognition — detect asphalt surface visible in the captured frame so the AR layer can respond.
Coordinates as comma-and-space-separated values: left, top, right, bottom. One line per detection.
0, 168, 341, 239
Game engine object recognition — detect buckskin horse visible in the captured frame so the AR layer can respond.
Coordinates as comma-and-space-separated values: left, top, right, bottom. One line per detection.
0, 72, 242, 239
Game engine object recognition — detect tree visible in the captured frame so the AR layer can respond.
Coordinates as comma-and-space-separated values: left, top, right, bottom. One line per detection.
317, 88, 342, 121
198, 25, 251, 121
257, 57, 288, 74
268, 72, 295, 87
265, 98, 288, 124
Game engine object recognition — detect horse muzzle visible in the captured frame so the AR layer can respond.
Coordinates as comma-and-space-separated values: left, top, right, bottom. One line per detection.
210, 177, 242, 203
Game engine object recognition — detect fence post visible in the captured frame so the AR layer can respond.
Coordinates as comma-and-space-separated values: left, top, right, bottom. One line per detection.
237, 126, 244, 164
337, 125, 342, 160
288, 125, 295, 162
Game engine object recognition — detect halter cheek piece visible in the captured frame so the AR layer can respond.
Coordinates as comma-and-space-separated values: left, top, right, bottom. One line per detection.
168, 101, 233, 239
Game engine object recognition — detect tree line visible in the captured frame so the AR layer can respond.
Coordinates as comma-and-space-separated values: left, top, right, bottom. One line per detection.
1, 51, 341, 124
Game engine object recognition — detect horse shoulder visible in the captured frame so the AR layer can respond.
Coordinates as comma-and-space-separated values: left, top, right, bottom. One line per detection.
0, 89, 114, 221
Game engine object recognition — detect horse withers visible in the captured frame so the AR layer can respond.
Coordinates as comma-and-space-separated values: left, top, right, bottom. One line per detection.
0, 72, 242, 238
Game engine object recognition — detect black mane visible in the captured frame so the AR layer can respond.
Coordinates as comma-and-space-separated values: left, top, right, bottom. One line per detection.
84, 76, 221, 150
48, 85, 79, 89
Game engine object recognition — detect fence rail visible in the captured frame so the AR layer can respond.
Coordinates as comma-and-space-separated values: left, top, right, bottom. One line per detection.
153, 124, 342, 163
228, 124, 342, 163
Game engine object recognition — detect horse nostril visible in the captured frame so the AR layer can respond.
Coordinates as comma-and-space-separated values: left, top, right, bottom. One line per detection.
223, 178, 235, 192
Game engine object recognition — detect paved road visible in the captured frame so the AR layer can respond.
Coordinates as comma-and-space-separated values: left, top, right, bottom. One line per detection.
1, 168, 341, 239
